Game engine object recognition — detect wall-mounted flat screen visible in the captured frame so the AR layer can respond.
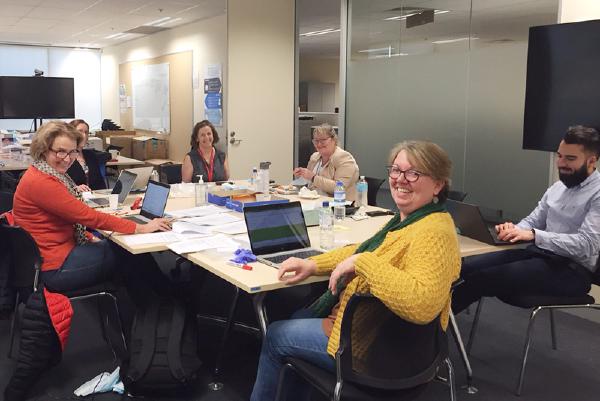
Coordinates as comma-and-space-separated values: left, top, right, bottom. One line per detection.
0, 76, 75, 119
523, 19, 600, 152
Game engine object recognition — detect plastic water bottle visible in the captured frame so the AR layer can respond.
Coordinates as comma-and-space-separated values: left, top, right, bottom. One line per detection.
333, 181, 346, 221
195, 175, 207, 206
150, 169, 159, 183
250, 167, 258, 191
319, 201, 334, 250
356, 176, 368, 209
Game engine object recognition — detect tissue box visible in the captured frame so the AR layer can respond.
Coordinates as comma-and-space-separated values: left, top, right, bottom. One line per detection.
132, 136, 168, 160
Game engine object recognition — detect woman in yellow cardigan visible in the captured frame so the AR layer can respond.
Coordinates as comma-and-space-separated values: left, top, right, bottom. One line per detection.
250, 141, 461, 401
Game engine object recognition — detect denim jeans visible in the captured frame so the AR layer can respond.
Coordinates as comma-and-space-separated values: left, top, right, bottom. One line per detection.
250, 312, 335, 401
452, 246, 592, 313
41, 240, 117, 293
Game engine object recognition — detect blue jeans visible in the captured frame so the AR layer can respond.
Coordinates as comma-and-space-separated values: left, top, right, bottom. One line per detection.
41, 240, 117, 293
250, 311, 335, 401
452, 246, 592, 313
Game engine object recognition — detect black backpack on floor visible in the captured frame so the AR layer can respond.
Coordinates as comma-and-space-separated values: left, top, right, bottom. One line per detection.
122, 296, 202, 395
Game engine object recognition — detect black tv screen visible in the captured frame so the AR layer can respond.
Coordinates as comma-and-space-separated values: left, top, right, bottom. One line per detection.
523, 19, 600, 152
0, 76, 75, 119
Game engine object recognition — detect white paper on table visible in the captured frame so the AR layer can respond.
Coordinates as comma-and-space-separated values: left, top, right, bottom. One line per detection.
232, 233, 250, 247
183, 213, 241, 226
171, 221, 212, 235
167, 234, 239, 254
292, 177, 309, 186
121, 232, 206, 246
212, 220, 247, 235
166, 205, 228, 218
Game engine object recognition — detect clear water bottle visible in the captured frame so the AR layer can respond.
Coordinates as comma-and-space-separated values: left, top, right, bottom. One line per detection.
356, 176, 368, 209
195, 175, 207, 206
150, 169, 159, 183
333, 180, 346, 221
319, 201, 334, 250
250, 167, 258, 191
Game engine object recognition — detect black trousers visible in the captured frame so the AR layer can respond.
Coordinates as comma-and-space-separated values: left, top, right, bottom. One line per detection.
452, 245, 592, 313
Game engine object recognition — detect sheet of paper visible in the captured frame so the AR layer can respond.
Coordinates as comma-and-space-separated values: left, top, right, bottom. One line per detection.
166, 204, 228, 218
183, 213, 242, 226
167, 234, 239, 254
121, 232, 205, 246
212, 220, 247, 235
292, 177, 309, 186
171, 221, 212, 235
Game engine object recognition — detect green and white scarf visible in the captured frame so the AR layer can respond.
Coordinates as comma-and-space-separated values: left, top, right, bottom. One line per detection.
32, 160, 88, 245
308, 202, 446, 318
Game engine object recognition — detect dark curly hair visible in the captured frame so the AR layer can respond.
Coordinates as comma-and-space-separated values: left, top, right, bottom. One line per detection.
190, 120, 219, 149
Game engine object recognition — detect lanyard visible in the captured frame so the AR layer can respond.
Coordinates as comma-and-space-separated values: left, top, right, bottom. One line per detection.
198, 147, 215, 181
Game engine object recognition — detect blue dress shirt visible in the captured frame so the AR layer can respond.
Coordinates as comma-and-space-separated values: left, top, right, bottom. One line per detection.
517, 169, 600, 271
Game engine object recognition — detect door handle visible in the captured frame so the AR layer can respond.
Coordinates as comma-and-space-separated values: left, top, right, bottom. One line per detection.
229, 131, 242, 145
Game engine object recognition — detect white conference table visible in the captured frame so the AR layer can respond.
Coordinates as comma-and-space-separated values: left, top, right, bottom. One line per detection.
106, 155, 145, 167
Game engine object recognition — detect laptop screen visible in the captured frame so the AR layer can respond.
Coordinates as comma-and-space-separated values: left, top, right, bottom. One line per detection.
140, 180, 170, 219
111, 170, 137, 203
244, 202, 311, 256
125, 166, 154, 190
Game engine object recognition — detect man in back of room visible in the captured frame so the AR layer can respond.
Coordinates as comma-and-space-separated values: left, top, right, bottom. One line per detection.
453, 125, 600, 313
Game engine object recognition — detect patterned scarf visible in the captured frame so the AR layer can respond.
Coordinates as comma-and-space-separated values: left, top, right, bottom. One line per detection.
32, 160, 88, 245
308, 201, 446, 318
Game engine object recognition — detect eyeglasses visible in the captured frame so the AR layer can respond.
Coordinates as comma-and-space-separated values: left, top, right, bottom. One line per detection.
312, 137, 331, 145
49, 148, 79, 160
385, 166, 425, 182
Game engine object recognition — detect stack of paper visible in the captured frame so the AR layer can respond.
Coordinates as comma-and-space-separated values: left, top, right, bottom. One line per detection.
167, 234, 239, 254
166, 204, 229, 218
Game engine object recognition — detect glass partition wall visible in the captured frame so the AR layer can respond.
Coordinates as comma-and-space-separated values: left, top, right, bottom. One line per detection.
344, 0, 558, 220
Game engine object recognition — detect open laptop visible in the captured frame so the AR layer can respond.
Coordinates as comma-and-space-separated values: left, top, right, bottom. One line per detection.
244, 201, 323, 268
125, 166, 154, 192
446, 199, 518, 245
86, 170, 137, 208
124, 180, 170, 224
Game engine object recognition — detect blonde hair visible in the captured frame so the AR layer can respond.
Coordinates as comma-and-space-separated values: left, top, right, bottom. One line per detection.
30, 120, 84, 161
312, 123, 338, 144
388, 140, 452, 201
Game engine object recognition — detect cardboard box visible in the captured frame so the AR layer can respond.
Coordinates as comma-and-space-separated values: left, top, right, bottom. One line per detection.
95, 130, 136, 148
132, 136, 168, 161
108, 136, 134, 158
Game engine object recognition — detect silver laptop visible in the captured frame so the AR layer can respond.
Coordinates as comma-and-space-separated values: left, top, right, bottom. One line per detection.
86, 170, 137, 208
125, 166, 154, 191
124, 180, 170, 224
244, 201, 323, 268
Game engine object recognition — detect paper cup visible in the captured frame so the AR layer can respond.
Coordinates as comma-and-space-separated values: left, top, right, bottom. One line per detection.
108, 194, 119, 210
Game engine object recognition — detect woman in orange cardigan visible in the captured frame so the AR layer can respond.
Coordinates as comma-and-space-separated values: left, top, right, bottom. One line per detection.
251, 141, 461, 401
13, 121, 171, 293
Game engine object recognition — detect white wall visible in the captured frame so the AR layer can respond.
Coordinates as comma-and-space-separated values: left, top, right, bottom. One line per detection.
0, 45, 101, 131
101, 14, 227, 148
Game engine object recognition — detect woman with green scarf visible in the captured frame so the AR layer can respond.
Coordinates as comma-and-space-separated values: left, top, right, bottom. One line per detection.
250, 141, 461, 401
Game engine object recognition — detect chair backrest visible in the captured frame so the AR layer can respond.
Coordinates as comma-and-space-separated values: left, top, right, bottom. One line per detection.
338, 293, 446, 391
0, 190, 14, 214
0, 224, 42, 291
364, 177, 385, 206
160, 164, 183, 184
447, 190, 467, 202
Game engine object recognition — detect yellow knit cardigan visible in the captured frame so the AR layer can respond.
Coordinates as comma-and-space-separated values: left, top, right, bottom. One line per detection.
311, 212, 461, 357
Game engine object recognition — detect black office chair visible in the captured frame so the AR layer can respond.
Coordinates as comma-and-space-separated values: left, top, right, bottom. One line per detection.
0, 190, 14, 214
275, 293, 456, 401
159, 163, 183, 184
447, 190, 467, 202
364, 177, 385, 207
2, 224, 127, 361
466, 264, 600, 395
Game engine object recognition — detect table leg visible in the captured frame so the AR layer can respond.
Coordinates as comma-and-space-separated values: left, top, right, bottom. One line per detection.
449, 311, 478, 394
252, 292, 268, 337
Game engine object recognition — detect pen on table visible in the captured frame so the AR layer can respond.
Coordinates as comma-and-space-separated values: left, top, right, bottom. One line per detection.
226, 261, 253, 271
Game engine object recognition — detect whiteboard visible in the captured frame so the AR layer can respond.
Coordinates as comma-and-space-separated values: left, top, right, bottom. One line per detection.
131, 63, 170, 133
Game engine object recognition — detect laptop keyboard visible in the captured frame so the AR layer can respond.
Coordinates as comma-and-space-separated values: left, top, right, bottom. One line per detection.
90, 198, 109, 206
263, 249, 323, 264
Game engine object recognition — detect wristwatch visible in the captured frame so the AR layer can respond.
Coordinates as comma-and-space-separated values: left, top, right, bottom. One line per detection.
531, 228, 536, 239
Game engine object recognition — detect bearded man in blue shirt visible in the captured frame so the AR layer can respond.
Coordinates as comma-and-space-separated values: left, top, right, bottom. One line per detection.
453, 125, 600, 313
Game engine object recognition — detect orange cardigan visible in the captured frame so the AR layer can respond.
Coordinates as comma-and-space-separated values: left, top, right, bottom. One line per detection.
13, 166, 136, 271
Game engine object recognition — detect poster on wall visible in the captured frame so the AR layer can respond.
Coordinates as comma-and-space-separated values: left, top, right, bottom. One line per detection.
204, 63, 222, 126
131, 63, 170, 133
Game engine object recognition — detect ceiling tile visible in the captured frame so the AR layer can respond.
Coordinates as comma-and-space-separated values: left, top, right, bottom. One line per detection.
1, 4, 35, 18
26, 6, 80, 19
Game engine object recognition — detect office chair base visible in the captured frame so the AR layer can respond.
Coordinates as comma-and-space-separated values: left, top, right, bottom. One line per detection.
462, 384, 479, 394
208, 382, 224, 391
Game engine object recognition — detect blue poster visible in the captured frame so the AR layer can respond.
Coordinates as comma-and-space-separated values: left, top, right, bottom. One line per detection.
204, 93, 222, 109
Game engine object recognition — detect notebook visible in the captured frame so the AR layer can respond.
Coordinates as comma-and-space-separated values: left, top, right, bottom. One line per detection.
125, 166, 154, 191
86, 170, 137, 208
244, 201, 323, 268
445, 199, 519, 246
124, 180, 170, 224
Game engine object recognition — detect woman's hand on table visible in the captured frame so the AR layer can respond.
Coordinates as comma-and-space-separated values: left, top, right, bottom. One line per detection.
135, 218, 172, 234
278, 257, 317, 284
329, 254, 359, 295
293, 167, 315, 181
76, 184, 91, 193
